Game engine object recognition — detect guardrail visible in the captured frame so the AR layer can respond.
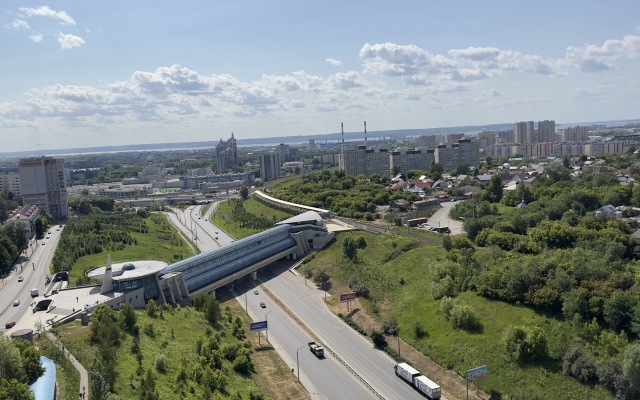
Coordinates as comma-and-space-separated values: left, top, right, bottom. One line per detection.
316, 339, 386, 400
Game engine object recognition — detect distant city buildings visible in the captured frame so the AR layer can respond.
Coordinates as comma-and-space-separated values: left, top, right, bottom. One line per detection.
277, 143, 299, 163
19, 156, 68, 219
215, 133, 238, 173
562, 126, 589, 142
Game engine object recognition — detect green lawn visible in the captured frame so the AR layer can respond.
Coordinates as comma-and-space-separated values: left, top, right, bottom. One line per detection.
213, 197, 294, 240
68, 213, 194, 284
302, 231, 616, 399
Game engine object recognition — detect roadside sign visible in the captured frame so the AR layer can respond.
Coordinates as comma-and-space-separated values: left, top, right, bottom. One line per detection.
250, 320, 268, 332
467, 365, 487, 381
340, 292, 356, 302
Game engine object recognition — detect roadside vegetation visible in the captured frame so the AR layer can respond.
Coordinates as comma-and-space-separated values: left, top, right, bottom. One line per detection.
53, 293, 306, 400
213, 197, 294, 239
270, 169, 419, 219
0, 335, 45, 399
254, 163, 640, 399
52, 198, 193, 285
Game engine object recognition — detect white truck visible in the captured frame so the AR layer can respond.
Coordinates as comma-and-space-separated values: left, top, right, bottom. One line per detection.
394, 363, 441, 399
308, 341, 325, 358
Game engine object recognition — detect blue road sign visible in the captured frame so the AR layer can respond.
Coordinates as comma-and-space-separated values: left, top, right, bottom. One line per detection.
250, 320, 268, 332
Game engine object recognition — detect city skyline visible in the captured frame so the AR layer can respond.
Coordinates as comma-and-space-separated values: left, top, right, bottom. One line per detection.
1, 1, 639, 153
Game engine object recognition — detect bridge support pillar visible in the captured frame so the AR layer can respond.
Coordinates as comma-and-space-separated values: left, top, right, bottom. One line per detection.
209, 289, 216, 299
251, 271, 258, 280
292, 253, 297, 260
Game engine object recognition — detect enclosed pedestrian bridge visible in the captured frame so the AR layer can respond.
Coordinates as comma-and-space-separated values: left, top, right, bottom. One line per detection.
88, 211, 334, 306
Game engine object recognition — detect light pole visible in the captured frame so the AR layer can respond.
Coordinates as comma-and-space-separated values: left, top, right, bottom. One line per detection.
296, 345, 305, 383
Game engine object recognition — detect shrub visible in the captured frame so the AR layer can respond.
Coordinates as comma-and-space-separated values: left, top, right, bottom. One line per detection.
562, 342, 597, 383
504, 326, 549, 362
143, 323, 156, 338
155, 354, 166, 373
413, 321, 427, 339
370, 329, 388, 349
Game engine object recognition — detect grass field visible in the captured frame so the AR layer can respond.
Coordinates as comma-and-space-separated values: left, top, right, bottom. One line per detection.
52, 294, 307, 400
67, 213, 194, 284
301, 231, 617, 399
213, 197, 294, 240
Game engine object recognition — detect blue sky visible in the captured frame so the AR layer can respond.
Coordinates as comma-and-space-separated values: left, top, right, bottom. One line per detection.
1, 1, 639, 153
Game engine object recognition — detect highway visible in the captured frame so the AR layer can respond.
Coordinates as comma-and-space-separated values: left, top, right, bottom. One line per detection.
1, 224, 63, 333
174, 204, 431, 399
169, 204, 375, 399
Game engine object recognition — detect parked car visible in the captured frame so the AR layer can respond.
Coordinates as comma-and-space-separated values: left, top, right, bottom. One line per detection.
5, 321, 15, 329
260, 302, 266, 308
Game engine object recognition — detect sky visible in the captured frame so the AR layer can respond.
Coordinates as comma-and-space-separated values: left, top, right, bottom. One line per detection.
1, 1, 640, 153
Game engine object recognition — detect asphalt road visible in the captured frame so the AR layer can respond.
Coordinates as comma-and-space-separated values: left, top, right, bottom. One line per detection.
261, 265, 427, 400
168, 205, 375, 399
1, 224, 63, 332
427, 200, 464, 235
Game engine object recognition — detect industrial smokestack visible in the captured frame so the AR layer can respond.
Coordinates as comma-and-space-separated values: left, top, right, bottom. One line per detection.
341, 122, 344, 143
364, 121, 367, 145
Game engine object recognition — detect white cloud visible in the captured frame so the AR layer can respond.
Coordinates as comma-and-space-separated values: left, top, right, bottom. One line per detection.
57, 32, 85, 49
29, 33, 43, 43
566, 34, 640, 72
326, 58, 343, 67
19, 6, 76, 25
291, 100, 306, 108
7, 19, 31, 31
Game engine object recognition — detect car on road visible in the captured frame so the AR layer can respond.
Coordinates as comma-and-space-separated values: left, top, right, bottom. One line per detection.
254, 290, 259, 295
260, 301, 266, 308
5, 321, 15, 329
41, 242, 45, 246
13, 299, 20, 306
18, 276, 23, 282
48, 231, 51, 234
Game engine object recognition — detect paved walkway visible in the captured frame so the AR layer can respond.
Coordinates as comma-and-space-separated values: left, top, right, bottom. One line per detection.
46, 332, 88, 399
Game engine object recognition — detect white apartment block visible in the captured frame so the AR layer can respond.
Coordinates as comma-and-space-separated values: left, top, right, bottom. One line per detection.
0, 171, 21, 197
434, 138, 480, 170
389, 149, 435, 175
514, 121, 535, 144
538, 120, 556, 143
340, 144, 390, 176
19, 157, 68, 219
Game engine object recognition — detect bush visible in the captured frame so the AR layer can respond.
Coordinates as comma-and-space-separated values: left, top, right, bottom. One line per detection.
370, 329, 388, 349
143, 323, 156, 338
504, 326, 549, 362
413, 321, 427, 339
562, 342, 597, 383
155, 354, 166, 373
449, 304, 481, 331
382, 319, 398, 336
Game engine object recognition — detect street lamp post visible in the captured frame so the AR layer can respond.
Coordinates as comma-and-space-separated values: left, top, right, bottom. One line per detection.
296, 345, 305, 383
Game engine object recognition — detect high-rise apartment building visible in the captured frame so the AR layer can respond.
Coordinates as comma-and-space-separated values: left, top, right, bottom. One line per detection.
434, 138, 481, 170
538, 120, 556, 143
415, 135, 437, 149
562, 126, 589, 142
19, 156, 68, 219
0, 171, 21, 197
514, 121, 535, 144
216, 133, 238, 172
389, 149, 435, 175
260, 152, 281, 181
340, 144, 390, 177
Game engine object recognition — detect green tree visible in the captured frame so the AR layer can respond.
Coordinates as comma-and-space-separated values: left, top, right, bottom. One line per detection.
623, 343, 640, 391
483, 175, 503, 203
0, 379, 34, 400
342, 237, 357, 260
120, 302, 137, 332
314, 270, 331, 291
0, 336, 27, 382
240, 187, 249, 200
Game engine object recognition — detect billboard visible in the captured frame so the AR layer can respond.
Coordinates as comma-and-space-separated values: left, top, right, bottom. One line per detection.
340, 292, 356, 302
250, 320, 268, 332
467, 365, 487, 381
